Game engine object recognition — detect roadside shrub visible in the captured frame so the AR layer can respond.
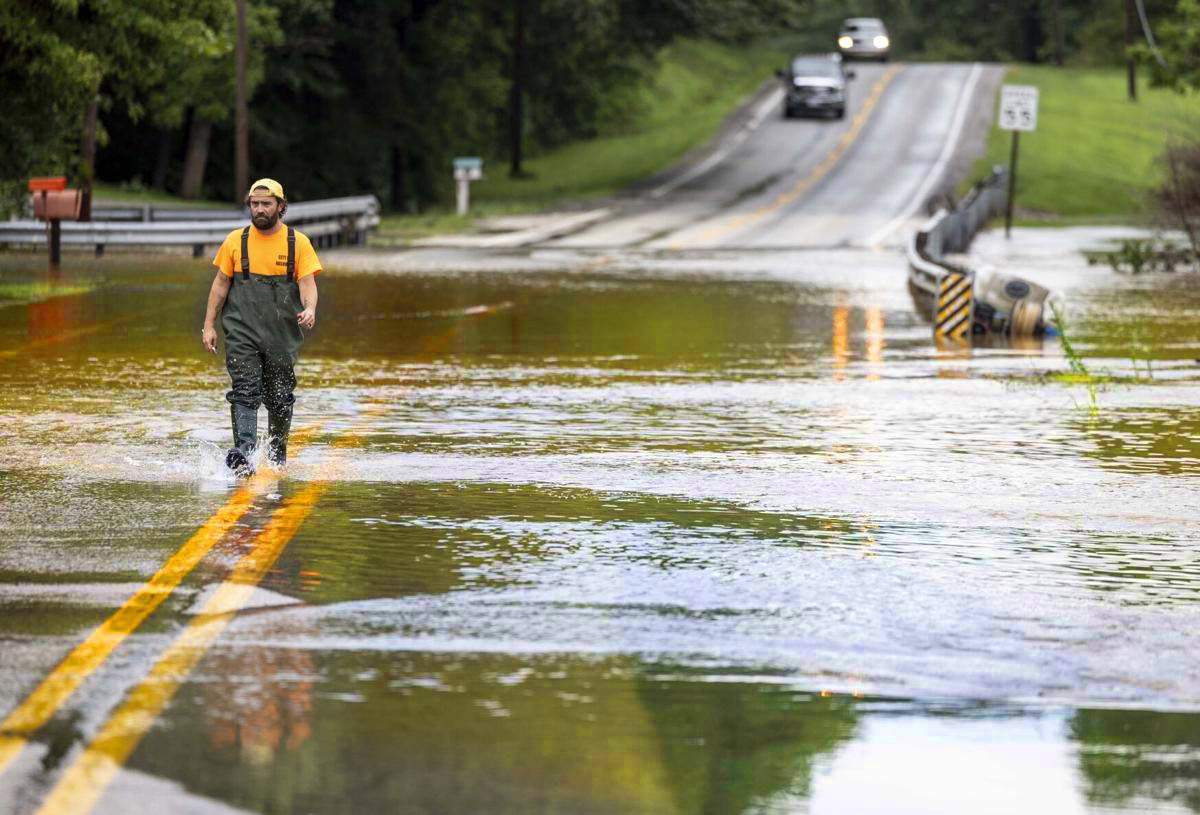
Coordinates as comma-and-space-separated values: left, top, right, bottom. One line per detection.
1157, 140, 1200, 268
1085, 238, 1191, 273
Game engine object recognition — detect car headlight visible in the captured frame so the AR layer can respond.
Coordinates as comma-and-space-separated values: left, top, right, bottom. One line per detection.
874, 35, 889, 48
838, 35, 853, 49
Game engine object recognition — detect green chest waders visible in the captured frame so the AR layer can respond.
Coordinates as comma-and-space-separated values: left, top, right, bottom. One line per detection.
221, 226, 305, 473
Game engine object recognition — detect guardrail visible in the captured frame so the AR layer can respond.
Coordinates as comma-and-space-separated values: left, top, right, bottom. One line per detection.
89, 205, 242, 222
0, 195, 380, 257
907, 166, 1007, 298
907, 167, 1053, 339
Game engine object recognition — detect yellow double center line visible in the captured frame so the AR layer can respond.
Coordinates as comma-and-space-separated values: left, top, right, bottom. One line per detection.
672, 64, 903, 249
0, 426, 318, 777
32, 414, 376, 815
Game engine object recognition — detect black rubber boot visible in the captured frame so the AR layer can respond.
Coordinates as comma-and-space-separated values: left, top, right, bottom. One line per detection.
225, 403, 258, 477
266, 403, 292, 467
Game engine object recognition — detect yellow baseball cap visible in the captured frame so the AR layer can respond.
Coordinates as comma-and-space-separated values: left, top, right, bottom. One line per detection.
247, 178, 285, 200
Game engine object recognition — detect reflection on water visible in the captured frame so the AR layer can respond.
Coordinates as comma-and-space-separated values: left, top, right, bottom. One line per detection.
1073, 708, 1200, 813
3, 245, 1200, 813
201, 621, 315, 766
831, 302, 848, 381
1074, 407, 1200, 476
127, 648, 1200, 815
133, 649, 858, 815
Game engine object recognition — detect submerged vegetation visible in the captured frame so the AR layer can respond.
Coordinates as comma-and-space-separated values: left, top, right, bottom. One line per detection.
1084, 237, 1195, 274
0, 281, 96, 307
1051, 301, 1102, 414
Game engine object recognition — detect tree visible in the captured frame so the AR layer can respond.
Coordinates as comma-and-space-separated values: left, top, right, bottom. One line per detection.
0, 0, 235, 214
1137, 0, 1200, 90
0, 3, 99, 214
137, 0, 279, 199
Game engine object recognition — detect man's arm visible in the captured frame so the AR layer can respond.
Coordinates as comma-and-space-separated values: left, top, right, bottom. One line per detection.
297, 275, 318, 330
202, 272, 232, 354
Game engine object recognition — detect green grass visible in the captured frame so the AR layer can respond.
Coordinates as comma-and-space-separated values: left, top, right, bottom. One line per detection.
1050, 301, 1101, 413
376, 208, 516, 244
91, 181, 232, 209
974, 65, 1200, 222
0, 281, 96, 305
478, 40, 790, 204
379, 38, 794, 243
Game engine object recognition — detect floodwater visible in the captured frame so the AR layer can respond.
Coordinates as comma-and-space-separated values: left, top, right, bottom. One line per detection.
2, 231, 1200, 814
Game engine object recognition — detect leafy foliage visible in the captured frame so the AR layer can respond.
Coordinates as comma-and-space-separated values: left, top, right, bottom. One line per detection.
0, 0, 235, 211
1138, 0, 1200, 90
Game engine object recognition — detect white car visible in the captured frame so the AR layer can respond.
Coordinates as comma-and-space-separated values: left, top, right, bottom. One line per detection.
837, 18, 890, 61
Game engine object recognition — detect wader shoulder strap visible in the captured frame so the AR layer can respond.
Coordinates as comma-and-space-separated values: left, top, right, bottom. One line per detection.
239, 226, 251, 281
286, 227, 295, 282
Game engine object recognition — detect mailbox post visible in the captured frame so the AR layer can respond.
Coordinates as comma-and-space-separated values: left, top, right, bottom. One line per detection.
28, 177, 81, 267
453, 157, 483, 216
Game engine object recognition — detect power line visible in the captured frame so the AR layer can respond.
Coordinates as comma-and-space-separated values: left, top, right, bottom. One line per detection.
1134, 0, 1169, 68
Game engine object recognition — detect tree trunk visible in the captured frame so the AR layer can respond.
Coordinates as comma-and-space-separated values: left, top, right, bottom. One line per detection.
1050, 0, 1064, 66
1125, 0, 1137, 101
391, 143, 412, 213
234, 0, 249, 202
1018, 0, 1043, 63
508, 0, 527, 178
152, 128, 173, 191
180, 115, 213, 200
79, 95, 98, 221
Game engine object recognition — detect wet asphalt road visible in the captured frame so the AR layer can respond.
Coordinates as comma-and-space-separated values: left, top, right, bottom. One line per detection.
3, 61, 1200, 815
551, 62, 1002, 250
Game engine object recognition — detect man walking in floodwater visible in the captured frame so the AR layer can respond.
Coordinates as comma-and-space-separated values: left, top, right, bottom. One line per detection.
201, 178, 321, 476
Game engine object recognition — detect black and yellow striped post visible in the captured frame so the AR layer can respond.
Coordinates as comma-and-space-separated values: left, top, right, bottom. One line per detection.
935, 271, 973, 344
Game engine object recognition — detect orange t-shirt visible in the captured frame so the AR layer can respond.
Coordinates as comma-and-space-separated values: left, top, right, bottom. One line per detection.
212, 225, 322, 279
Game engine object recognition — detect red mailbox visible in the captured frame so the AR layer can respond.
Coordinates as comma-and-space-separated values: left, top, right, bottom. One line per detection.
28, 177, 80, 221
32, 190, 82, 220
28, 177, 67, 193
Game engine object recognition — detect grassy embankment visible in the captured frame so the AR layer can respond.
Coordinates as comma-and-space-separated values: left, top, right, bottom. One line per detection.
972, 65, 1200, 225
378, 38, 795, 243
91, 181, 234, 208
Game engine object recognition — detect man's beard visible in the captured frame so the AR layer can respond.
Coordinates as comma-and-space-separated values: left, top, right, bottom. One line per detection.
252, 211, 279, 229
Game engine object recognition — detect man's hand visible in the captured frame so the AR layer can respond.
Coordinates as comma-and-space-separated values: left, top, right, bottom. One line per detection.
297, 307, 316, 330
202, 272, 230, 354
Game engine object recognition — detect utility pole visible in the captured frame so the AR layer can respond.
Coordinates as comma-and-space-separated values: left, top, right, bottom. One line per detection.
508, 0, 527, 178
1125, 0, 1137, 101
1050, 0, 1065, 66
79, 94, 98, 221
234, 0, 249, 201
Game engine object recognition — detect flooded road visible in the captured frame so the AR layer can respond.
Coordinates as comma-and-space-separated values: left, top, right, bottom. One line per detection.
2, 234, 1200, 813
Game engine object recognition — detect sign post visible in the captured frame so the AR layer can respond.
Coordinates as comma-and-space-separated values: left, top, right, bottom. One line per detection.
997, 85, 1038, 238
452, 157, 483, 216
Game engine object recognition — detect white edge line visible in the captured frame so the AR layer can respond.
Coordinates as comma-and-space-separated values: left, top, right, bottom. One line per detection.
649, 87, 785, 199
865, 62, 984, 248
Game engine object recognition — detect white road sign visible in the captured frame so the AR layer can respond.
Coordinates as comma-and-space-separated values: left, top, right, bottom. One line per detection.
453, 156, 483, 181
453, 157, 483, 215
998, 85, 1038, 132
